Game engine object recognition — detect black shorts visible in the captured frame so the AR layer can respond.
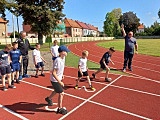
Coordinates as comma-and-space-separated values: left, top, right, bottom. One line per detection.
51, 81, 63, 93
100, 62, 108, 70
78, 71, 88, 77
0, 65, 11, 75
35, 62, 44, 68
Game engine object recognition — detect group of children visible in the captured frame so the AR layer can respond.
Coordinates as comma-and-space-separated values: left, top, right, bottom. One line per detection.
0, 39, 115, 115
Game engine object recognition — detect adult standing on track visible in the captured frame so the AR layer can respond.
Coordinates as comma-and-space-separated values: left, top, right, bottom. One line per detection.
15, 31, 35, 80
121, 24, 138, 72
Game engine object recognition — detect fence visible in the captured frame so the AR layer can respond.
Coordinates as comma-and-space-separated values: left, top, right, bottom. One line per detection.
0, 37, 114, 45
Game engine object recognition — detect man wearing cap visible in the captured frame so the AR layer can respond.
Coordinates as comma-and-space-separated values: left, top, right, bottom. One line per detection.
15, 31, 35, 80
121, 24, 138, 72
45, 45, 70, 115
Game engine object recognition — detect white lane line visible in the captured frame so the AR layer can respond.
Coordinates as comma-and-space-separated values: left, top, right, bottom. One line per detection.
64, 75, 160, 97
59, 75, 122, 120
0, 104, 29, 120
89, 100, 152, 120
22, 77, 153, 120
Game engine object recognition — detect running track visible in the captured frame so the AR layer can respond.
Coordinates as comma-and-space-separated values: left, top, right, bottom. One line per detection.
0, 41, 160, 120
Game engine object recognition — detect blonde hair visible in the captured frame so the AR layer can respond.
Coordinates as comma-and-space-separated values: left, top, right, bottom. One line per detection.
82, 50, 89, 56
4, 44, 12, 50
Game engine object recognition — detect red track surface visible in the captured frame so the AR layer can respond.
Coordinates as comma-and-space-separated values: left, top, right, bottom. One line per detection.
0, 41, 160, 120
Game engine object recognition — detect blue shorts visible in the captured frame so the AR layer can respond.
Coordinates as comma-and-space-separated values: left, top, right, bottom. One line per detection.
52, 57, 57, 61
11, 63, 20, 72
0, 65, 11, 75
35, 62, 44, 68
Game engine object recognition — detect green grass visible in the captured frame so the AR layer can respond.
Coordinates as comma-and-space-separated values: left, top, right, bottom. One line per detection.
98, 39, 160, 57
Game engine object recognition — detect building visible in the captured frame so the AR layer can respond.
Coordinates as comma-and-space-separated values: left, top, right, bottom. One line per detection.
0, 18, 8, 38
23, 24, 38, 38
64, 18, 82, 37
54, 20, 66, 37
137, 23, 144, 33
75, 21, 89, 36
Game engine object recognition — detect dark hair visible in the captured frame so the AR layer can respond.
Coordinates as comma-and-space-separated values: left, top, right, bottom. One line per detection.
12, 42, 18, 46
35, 43, 40, 47
109, 47, 115, 52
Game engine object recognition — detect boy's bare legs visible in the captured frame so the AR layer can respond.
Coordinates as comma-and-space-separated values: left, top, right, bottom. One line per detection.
7, 73, 12, 86
45, 91, 56, 106
105, 67, 111, 82
41, 66, 45, 76
35, 68, 39, 78
92, 68, 103, 78
86, 76, 95, 90
75, 77, 80, 89
58, 92, 64, 108
48, 91, 56, 99
11, 72, 15, 85
2, 75, 6, 87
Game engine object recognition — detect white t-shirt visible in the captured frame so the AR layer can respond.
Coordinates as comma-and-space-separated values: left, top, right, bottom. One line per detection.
50, 57, 65, 82
50, 45, 59, 57
78, 57, 87, 72
32, 49, 42, 63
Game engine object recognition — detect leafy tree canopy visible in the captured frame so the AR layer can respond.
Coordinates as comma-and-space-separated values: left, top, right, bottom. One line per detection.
119, 11, 140, 34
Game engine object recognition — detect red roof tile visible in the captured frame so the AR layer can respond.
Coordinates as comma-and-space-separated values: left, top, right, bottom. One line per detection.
75, 21, 89, 29
138, 24, 144, 29
64, 18, 81, 28
0, 18, 7, 23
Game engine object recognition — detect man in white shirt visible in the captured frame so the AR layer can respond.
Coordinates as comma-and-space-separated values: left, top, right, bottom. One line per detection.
45, 45, 70, 115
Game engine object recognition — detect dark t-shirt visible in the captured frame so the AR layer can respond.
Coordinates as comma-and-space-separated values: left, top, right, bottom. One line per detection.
9, 49, 21, 64
124, 35, 137, 53
100, 52, 111, 65
0, 50, 9, 67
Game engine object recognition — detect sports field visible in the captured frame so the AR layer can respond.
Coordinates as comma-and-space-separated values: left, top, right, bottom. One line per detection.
0, 40, 160, 119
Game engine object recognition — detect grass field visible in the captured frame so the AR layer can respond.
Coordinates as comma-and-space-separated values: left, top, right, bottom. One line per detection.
98, 39, 160, 57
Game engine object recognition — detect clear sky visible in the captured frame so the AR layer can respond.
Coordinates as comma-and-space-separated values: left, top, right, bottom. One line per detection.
6, 0, 160, 32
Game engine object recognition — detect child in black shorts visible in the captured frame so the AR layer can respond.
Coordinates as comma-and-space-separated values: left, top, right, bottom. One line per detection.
45, 45, 70, 115
74, 50, 95, 90
92, 47, 115, 82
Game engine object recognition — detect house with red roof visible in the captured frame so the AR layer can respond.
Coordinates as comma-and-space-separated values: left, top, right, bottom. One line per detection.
75, 21, 90, 36
0, 18, 8, 38
85, 23, 99, 37
64, 18, 82, 37
137, 23, 144, 33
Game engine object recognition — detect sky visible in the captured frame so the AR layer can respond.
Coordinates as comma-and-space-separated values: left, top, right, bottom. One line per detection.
5, 0, 160, 33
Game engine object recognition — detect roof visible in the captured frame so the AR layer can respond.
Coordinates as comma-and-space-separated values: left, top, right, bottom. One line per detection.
0, 18, 7, 23
86, 24, 98, 31
138, 24, 144, 29
64, 18, 81, 28
75, 21, 89, 29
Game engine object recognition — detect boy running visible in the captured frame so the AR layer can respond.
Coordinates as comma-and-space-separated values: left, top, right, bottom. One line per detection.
33, 43, 46, 78
9, 42, 22, 85
74, 50, 95, 90
45, 45, 70, 115
0, 44, 16, 91
92, 47, 115, 82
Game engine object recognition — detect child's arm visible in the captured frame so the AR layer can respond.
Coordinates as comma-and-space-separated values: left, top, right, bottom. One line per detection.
8, 54, 12, 64
33, 55, 37, 65
78, 65, 83, 75
50, 48, 55, 57
41, 56, 46, 63
52, 68, 64, 86
109, 58, 115, 65
19, 55, 22, 63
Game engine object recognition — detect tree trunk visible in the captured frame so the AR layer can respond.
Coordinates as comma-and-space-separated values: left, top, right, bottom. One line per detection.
38, 32, 43, 45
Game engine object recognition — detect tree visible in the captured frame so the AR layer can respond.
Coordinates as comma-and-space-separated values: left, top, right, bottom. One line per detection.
158, 9, 160, 18
103, 8, 122, 37
119, 11, 140, 34
10, 0, 65, 45
0, 0, 7, 19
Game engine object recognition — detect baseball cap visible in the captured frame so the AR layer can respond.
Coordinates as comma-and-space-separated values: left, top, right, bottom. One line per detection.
58, 45, 70, 53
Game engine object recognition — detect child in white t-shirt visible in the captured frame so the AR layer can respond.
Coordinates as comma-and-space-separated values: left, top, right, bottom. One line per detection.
74, 50, 95, 90
45, 45, 70, 115
33, 43, 46, 78
50, 40, 59, 62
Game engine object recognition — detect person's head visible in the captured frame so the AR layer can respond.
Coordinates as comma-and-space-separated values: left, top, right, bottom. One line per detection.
82, 50, 89, 58
35, 43, 40, 49
4, 44, 12, 52
128, 31, 133, 38
58, 45, 70, 58
53, 40, 58, 46
20, 31, 27, 39
108, 47, 115, 54
12, 42, 18, 49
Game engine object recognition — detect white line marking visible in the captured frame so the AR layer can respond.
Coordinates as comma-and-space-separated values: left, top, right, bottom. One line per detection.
0, 104, 29, 120
89, 100, 152, 120
64, 75, 160, 97
21, 77, 153, 120
59, 75, 122, 120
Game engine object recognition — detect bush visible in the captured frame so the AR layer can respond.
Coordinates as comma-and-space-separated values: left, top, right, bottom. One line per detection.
45, 36, 52, 43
